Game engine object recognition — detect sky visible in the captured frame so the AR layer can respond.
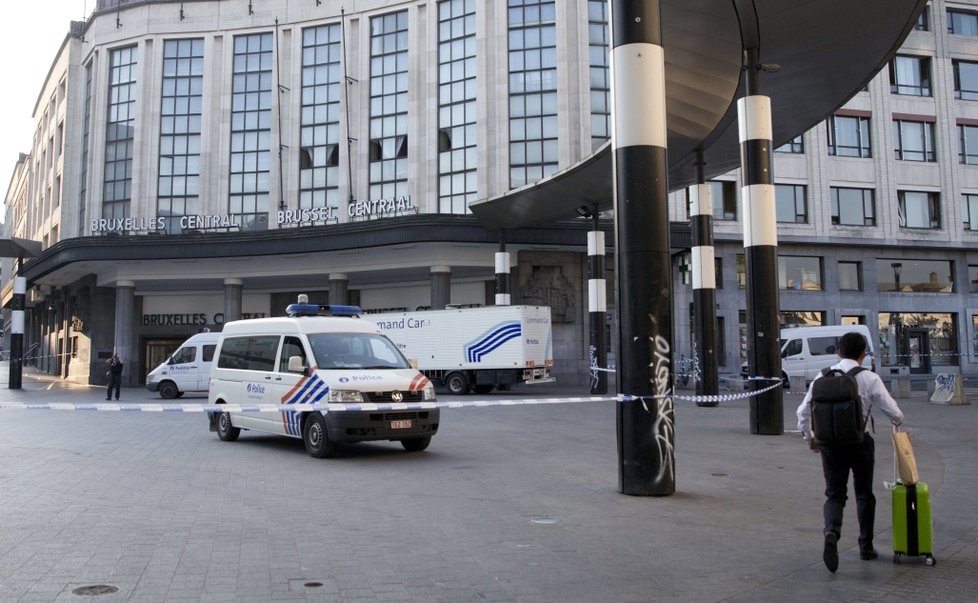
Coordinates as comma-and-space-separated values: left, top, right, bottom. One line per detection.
1, 1, 89, 212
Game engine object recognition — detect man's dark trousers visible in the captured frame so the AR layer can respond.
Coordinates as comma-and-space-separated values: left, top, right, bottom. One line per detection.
820, 434, 876, 550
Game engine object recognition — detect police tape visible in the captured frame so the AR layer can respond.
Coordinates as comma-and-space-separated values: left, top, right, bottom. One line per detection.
0, 380, 786, 413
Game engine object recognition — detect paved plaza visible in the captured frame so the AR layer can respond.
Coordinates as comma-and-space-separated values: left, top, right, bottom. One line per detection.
0, 369, 975, 602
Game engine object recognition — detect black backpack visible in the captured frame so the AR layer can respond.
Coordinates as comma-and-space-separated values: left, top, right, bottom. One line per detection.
810, 366, 867, 445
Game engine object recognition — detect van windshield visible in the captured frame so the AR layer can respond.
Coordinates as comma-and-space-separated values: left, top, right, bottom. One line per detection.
307, 333, 411, 370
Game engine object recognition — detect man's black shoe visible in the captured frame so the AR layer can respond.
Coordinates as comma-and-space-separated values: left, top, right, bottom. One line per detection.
823, 532, 839, 572
860, 548, 878, 561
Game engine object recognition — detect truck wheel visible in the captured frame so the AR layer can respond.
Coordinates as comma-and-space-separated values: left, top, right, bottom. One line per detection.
303, 413, 337, 458
782, 372, 790, 390
473, 384, 494, 395
216, 404, 240, 442
446, 372, 469, 395
401, 437, 431, 452
158, 381, 179, 399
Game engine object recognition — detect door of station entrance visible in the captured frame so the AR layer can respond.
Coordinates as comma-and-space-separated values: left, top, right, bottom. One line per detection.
903, 328, 931, 374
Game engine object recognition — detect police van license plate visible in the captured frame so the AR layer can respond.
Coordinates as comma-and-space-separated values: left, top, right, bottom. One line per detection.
390, 419, 413, 429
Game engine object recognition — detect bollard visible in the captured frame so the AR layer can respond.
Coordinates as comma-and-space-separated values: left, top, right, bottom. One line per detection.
890, 377, 912, 399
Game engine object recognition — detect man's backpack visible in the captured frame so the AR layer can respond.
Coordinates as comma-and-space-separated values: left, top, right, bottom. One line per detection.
810, 366, 867, 445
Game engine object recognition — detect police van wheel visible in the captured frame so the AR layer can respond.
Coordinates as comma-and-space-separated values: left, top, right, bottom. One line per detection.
304, 414, 337, 458
446, 372, 469, 395
401, 437, 431, 452
216, 406, 240, 442
782, 372, 790, 390
158, 381, 179, 399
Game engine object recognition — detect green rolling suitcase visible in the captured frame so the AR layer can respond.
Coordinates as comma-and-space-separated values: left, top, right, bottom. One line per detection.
892, 482, 936, 566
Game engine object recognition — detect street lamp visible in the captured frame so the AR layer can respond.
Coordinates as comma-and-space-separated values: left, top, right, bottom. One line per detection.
891, 262, 903, 292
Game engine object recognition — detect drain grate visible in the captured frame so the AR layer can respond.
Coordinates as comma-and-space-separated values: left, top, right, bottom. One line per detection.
72, 585, 120, 597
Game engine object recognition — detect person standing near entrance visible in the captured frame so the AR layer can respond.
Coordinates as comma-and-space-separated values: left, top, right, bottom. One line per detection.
106, 354, 124, 400
796, 332, 905, 572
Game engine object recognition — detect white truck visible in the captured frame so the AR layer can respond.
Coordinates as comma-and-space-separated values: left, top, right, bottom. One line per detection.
366, 306, 555, 395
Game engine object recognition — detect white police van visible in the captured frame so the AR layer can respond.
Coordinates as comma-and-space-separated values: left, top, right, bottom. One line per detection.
146, 332, 220, 398
207, 298, 438, 457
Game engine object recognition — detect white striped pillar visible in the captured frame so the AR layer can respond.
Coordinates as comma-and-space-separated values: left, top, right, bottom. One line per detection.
495, 248, 511, 306
739, 48, 783, 435
8, 275, 26, 389
611, 0, 675, 496
587, 223, 608, 394
689, 168, 719, 403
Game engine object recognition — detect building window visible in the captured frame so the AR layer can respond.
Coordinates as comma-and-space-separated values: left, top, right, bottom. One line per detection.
588, 0, 610, 150
915, 7, 929, 31
229, 33, 273, 231
103, 45, 138, 222
369, 11, 409, 201
708, 180, 737, 220
953, 60, 978, 100
715, 257, 723, 289
508, 0, 558, 188
839, 261, 862, 291
780, 311, 825, 327
830, 187, 876, 226
898, 191, 941, 229
79, 60, 92, 230
775, 135, 803, 153
158, 38, 203, 233
779, 256, 822, 291
969, 265, 978, 293
879, 313, 956, 368
299, 24, 342, 223
889, 55, 931, 96
964, 194, 978, 230
775, 184, 807, 223
438, 0, 477, 215
893, 119, 935, 161
959, 124, 978, 164
878, 259, 953, 293
948, 9, 978, 35
736, 254, 745, 288
827, 114, 871, 157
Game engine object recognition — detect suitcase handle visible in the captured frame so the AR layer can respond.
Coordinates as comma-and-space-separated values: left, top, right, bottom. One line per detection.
885, 423, 900, 491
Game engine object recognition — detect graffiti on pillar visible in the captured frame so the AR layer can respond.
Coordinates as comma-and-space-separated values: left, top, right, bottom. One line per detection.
588, 344, 599, 390
520, 266, 576, 322
646, 333, 676, 486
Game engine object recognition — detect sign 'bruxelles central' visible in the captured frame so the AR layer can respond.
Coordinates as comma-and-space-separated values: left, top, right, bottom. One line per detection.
90, 196, 417, 233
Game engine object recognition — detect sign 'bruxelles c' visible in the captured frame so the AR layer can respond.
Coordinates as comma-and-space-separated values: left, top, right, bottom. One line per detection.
90, 196, 417, 233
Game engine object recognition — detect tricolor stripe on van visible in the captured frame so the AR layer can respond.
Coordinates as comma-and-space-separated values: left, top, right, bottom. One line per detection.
465, 321, 521, 363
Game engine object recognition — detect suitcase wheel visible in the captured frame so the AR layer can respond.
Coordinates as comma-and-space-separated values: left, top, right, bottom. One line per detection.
926, 556, 936, 567
893, 554, 901, 564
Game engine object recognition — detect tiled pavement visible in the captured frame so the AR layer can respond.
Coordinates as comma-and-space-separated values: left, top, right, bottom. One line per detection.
0, 370, 975, 602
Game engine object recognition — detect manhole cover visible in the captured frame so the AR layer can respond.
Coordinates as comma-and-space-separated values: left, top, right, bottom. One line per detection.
72, 584, 120, 597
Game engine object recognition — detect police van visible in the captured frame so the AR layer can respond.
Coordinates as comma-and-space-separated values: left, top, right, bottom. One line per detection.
146, 332, 220, 398
207, 298, 439, 457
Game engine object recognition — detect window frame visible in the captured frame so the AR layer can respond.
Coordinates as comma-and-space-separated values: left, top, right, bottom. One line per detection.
827, 114, 872, 158
830, 187, 877, 226
889, 54, 932, 97
898, 190, 942, 230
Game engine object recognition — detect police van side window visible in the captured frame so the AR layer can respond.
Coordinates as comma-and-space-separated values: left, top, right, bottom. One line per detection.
809, 336, 838, 356
782, 339, 802, 357
278, 336, 307, 372
202, 345, 216, 362
217, 336, 280, 371
170, 347, 196, 364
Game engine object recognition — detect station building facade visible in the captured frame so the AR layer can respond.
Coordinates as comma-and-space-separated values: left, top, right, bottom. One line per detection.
3, 0, 978, 388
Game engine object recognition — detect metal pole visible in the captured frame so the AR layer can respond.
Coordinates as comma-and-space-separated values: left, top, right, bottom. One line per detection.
588, 206, 608, 394
495, 232, 511, 306
739, 48, 783, 434
690, 152, 718, 403
9, 257, 26, 389
611, 0, 675, 495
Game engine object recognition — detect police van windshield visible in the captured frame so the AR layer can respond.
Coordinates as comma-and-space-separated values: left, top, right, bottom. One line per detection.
307, 333, 411, 370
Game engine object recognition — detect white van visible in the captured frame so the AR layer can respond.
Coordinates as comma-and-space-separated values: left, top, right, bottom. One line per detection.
207, 302, 438, 457
742, 325, 876, 387
146, 332, 220, 398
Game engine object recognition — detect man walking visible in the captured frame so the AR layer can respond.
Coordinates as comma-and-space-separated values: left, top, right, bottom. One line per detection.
796, 332, 904, 572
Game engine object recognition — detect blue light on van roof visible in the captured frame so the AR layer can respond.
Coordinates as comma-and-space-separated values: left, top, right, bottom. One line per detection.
286, 304, 363, 317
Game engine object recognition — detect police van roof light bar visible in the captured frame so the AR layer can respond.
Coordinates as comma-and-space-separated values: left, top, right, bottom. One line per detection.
286, 303, 363, 317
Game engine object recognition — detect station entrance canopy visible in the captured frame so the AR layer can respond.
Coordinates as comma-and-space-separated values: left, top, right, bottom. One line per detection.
470, 0, 927, 230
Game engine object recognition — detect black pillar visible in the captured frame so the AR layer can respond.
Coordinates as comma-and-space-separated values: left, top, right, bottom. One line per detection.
739, 48, 783, 435
8, 260, 25, 389
611, 0, 675, 496
588, 208, 608, 394
690, 153, 719, 404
